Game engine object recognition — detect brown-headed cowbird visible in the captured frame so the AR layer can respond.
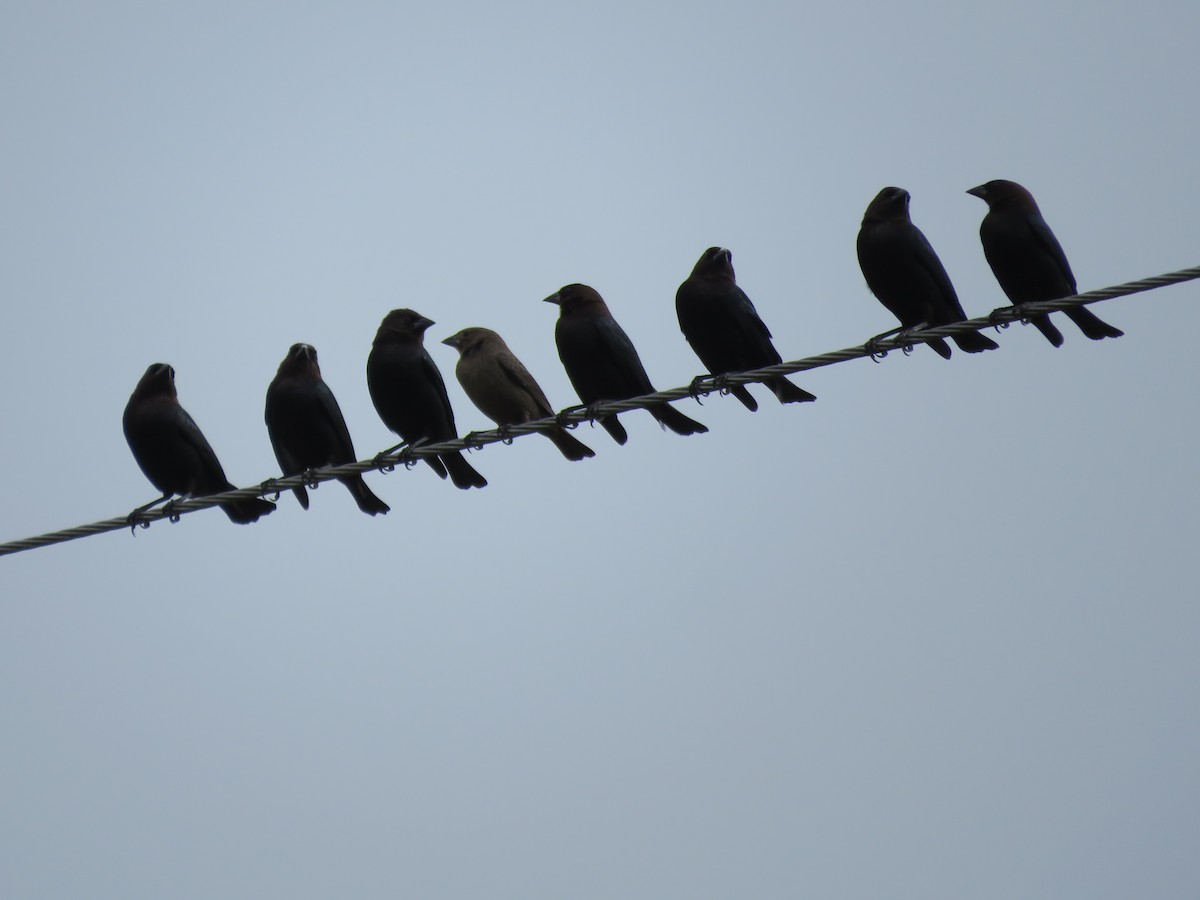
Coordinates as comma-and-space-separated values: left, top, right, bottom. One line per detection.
857, 186, 999, 359
545, 283, 707, 445
265, 343, 390, 515
441, 327, 595, 461
367, 309, 487, 489
967, 179, 1123, 346
676, 246, 816, 411
123, 362, 276, 524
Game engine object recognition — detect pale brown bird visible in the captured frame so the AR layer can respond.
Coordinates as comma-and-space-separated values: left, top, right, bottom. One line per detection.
442, 327, 595, 461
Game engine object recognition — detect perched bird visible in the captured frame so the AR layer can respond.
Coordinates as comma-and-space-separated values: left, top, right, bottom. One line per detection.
545, 284, 708, 445
441, 327, 595, 461
857, 186, 999, 358
967, 179, 1123, 346
367, 308, 487, 489
123, 363, 276, 524
676, 246, 816, 411
265, 343, 390, 515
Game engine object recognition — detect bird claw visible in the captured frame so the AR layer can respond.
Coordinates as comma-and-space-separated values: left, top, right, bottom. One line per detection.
463, 432, 487, 452
688, 375, 715, 401
864, 337, 889, 363
497, 425, 514, 446
164, 500, 181, 524
302, 468, 320, 490
260, 478, 282, 501
125, 511, 152, 536
557, 403, 596, 430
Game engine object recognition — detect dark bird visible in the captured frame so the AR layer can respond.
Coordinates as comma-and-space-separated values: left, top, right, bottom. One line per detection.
123, 363, 276, 524
265, 343, 390, 515
545, 283, 708, 445
367, 308, 487, 489
441, 327, 595, 462
967, 179, 1123, 346
676, 246, 816, 411
857, 186, 999, 359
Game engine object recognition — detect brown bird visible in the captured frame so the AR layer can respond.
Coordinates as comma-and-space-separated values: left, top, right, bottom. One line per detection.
441, 327, 595, 461
857, 186, 999, 358
265, 343, 390, 515
367, 308, 487, 489
676, 246, 816, 411
123, 363, 276, 524
545, 283, 707, 445
967, 179, 1123, 346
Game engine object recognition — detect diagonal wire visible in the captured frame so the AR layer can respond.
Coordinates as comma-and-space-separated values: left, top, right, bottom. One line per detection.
2, 263, 1197, 558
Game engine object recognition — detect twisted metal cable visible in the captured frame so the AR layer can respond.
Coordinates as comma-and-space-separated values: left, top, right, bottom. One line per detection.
2, 263, 1197, 558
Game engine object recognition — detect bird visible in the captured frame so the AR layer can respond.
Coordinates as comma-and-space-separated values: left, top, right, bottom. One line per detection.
366, 308, 487, 489
265, 343, 390, 515
123, 362, 276, 524
545, 283, 708, 445
676, 246, 816, 411
967, 179, 1123, 346
441, 327, 595, 461
857, 186, 999, 358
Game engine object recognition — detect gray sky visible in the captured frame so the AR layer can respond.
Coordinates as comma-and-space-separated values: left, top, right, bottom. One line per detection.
2, 2, 1198, 898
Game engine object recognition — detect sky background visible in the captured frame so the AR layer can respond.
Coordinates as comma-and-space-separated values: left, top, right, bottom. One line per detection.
2, 2, 1198, 898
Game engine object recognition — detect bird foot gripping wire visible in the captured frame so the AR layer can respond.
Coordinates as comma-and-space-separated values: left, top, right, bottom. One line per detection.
496, 425, 515, 446
259, 478, 282, 501
302, 469, 321, 490
688, 374, 716, 402
374, 437, 424, 472
989, 304, 1033, 332
988, 305, 1017, 332
126, 494, 171, 535
557, 403, 600, 431
463, 432, 488, 452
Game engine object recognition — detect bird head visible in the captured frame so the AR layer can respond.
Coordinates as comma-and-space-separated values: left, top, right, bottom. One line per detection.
689, 246, 735, 282
544, 283, 608, 316
966, 179, 1038, 212
277, 342, 321, 377
441, 327, 498, 356
375, 309, 436, 343
862, 186, 911, 224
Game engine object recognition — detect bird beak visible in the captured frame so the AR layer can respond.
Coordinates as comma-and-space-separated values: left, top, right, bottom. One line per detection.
441, 334, 460, 349
416, 316, 435, 332
966, 184, 988, 200
543, 292, 561, 305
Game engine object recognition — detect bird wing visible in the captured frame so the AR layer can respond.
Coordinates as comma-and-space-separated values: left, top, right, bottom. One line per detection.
497, 353, 554, 418
1026, 212, 1078, 294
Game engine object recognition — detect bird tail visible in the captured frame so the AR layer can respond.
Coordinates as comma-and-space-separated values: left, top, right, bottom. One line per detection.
650, 403, 708, 436
598, 414, 628, 445
220, 496, 277, 524
341, 475, 390, 515
1065, 307, 1124, 341
1029, 314, 1065, 348
950, 331, 999, 354
730, 385, 758, 412
291, 485, 310, 510
768, 376, 816, 405
927, 337, 953, 359
442, 451, 487, 489
547, 428, 596, 461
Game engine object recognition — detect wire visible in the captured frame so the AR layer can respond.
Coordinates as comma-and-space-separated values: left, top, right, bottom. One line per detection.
2, 263, 1197, 558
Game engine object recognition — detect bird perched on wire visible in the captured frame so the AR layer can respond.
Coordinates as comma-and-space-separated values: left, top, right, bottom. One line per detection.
367, 308, 487, 489
967, 179, 1123, 347
857, 186, 999, 358
676, 246, 816, 411
265, 343, 390, 515
123, 363, 276, 524
441, 327, 595, 461
545, 283, 708, 445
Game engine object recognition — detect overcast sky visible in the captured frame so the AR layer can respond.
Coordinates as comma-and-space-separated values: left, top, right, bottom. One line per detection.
2, 2, 1198, 898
